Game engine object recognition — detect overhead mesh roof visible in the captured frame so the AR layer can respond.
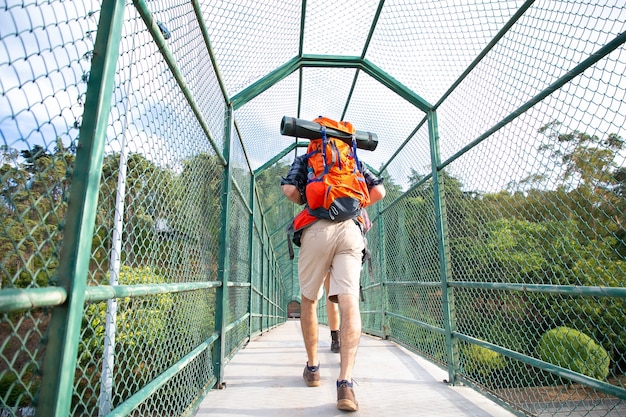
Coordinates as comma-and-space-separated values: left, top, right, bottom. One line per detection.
156, 0, 625, 193
1, 1, 626, 415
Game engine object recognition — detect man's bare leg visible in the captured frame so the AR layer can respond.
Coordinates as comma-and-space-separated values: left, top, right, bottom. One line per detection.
324, 274, 341, 352
300, 295, 319, 367
324, 275, 340, 331
336, 293, 361, 382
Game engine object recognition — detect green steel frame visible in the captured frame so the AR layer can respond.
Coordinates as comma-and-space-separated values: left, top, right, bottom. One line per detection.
1, 2, 625, 417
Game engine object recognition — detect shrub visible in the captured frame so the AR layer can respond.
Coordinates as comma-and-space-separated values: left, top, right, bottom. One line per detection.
537, 326, 610, 381
462, 344, 506, 378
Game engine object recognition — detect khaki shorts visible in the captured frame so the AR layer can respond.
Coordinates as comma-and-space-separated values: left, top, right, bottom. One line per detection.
298, 219, 364, 301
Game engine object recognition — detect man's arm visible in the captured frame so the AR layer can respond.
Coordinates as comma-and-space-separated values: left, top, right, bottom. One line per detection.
360, 162, 386, 205
368, 184, 386, 205
280, 155, 308, 205
282, 184, 304, 205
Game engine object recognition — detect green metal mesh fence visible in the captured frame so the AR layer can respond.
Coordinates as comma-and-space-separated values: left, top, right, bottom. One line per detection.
1, 0, 625, 416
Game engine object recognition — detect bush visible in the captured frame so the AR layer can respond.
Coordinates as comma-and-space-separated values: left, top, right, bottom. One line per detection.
0, 372, 33, 407
462, 344, 506, 378
537, 326, 610, 381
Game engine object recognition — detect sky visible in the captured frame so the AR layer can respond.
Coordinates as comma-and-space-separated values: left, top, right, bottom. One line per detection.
1, 0, 625, 194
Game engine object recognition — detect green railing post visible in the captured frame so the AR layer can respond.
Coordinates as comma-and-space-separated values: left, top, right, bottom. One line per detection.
248, 177, 257, 336
375, 198, 389, 338
35, 1, 127, 415
214, 106, 234, 385
37, 0, 124, 417
428, 110, 459, 385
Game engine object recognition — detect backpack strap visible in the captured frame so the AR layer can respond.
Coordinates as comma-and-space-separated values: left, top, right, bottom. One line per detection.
321, 126, 329, 175
352, 133, 361, 174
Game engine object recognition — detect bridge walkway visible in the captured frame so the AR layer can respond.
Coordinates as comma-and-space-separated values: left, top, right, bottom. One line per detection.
195, 320, 515, 416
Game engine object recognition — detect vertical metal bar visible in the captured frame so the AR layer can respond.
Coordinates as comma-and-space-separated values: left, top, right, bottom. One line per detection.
35, 1, 127, 415
374, 200, 388, 337
99, 14, 139, 408
248, 177, 256, 336
428, 110, 458, 384
264, 237, 268, 329
98, 129, 127, 416
213, 106, 234, 385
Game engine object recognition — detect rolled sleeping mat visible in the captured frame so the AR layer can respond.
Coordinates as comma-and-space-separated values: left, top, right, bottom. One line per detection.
280, 116, 378, 151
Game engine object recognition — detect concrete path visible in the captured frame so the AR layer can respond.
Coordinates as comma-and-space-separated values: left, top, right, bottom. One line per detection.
195, 319, 516, 416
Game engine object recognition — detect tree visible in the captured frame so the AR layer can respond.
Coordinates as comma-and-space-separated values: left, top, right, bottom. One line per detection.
0, 140, 74, 288
534, 121, 625, 253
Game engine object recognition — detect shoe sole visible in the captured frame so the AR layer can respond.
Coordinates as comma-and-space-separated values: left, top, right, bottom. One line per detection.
337, 399, 358, 411
305, 379, 320, 387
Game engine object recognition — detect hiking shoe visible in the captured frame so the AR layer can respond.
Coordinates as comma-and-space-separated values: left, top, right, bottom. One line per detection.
337, 380, 358, 411
303, 363, 320, 387
331, 330, 340, 353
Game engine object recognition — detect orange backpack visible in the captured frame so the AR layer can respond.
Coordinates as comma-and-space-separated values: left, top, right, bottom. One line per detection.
291, 117, 370, 237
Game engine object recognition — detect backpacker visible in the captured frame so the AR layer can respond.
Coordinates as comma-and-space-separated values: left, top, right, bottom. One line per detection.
287, 117, 370, 253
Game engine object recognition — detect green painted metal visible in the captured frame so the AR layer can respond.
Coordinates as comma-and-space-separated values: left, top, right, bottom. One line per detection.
375, 191, 388, 338
133, 0, 225, 166
359, 58, 432, 112
108, 333, 220, 417
35, 1, 127, 416
385, 311, 446, 335
213, 105, 235, 385
191, 0, 229, 102
232, 179, 252, 215
455, 333, 626, 400
385, 281, 441, 288
248, 176, 257, 337
231, 56, 301, 110
224, 313, 251, 334
83, 281, 221, 303
449, 281, 626, 298
428, 110, 459, 385
227, 282, 252, 288
439, 29, 626, 172
433, 0, 537, 110
2, 4, 625, 416
361, 0, 386, 59
0, 288, 67, 312
232, 54, 431, 113
298, 0, 307, 56
341, 0, 387, 119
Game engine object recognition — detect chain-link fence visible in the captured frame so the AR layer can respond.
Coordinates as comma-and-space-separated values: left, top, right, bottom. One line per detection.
1, 0, 625, 416
1, 1, 285, 416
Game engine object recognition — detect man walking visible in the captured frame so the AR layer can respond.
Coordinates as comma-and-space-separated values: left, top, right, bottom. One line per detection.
281, 123, 385, 411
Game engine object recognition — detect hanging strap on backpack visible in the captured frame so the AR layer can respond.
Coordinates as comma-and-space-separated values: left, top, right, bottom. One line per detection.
321, 126, 329, 174
352, 133, 361, 174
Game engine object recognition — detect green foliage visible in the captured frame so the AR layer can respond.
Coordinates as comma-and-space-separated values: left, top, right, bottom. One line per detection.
256, 161, 290, 210
462, 344, 506, 378
81, 266, 173, 363
547, 254, 626, 371
537, 326, 610, 381
1, 140, 72, 288
0, 372, 30, 407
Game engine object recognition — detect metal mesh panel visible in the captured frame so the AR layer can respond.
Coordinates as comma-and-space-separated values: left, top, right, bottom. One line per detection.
367, 0, 525, 105
199, 0, 301, 97
234, 73, 301, 171
228, 196, 250, 284
129, 348, 214, 417
1, 1, 625, 416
